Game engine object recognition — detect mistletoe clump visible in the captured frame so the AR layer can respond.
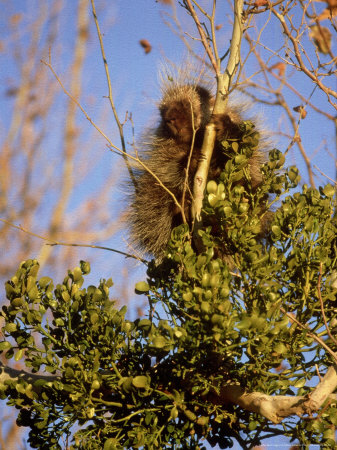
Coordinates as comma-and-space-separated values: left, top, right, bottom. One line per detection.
1, 142, 337, 448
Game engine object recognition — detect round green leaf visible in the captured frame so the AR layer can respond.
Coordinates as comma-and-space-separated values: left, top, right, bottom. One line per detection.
135, 281, 150, 293
103, 438, 119, 450
207, 180, 217, 194
322, 184, 335, 197
152, 336, 167, 348
132, 376, 149, 389
14, 348, 24, 362
0, 341, 12, 351
5, 323, 17, 333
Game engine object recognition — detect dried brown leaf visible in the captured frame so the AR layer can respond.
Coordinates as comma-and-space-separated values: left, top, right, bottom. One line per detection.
139, 39, 152, 54
293, 105, 307, 119
269, 62, 286, 76
310, 25, 332, 54
254, 0, 269, 6
327, 0, 337, 8
10, 13, 22, 26
316, 6, 337, 20
5, 87, 19, 97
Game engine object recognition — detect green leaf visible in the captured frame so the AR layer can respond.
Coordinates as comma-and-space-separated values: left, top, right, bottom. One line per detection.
5, 323, 17, 333
38, 276, 53, 288
322, 184, 335, 197
120, 377, 133, 393
135, 281, 150, 293
138, 319, 152, 330
73, 266, 83, 282
11, 297, 24, 307
293, 378, 306, 388
132, 376, 149, 389
207, 180, 217, 194
0, 341, 12, 351
80, 260, 91, 274
90, 312, 99, 324
103, 438, 120, 450
5, 348, 14, 359
14, 348, 24, 361
152, 336, 167, 348
232, 142, 239, 152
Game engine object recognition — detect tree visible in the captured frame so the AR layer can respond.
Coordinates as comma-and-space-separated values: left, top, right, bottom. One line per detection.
1, 0, 337, 448
0, 1, 128, 445
0, 0, 123, 283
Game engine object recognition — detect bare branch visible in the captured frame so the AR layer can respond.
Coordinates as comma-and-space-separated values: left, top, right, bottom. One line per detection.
0, 218, 147, 264
41, 56, 184, 214
280, 306, 337, 364
183, 0, 219, 74
90, 0, 136, 187
272, 8, 337, 104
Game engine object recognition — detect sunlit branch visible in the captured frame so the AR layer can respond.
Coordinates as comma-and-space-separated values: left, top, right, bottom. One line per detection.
191, 0, 244, 223
183, 0, 219, 75
90, 0, 136, 188
280, 306, 337, 364
272, 8, 337, 105
0, 218, 147, 264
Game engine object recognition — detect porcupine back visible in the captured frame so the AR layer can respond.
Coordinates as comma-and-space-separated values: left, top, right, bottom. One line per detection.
127, 78, 268, 261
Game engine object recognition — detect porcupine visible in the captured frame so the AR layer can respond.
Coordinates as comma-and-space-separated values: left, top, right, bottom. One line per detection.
127, 78, 267, 262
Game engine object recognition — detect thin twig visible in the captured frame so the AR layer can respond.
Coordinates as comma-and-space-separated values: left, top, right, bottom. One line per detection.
181, 103, 199, 225
314, 165, 337, 185
279, 306, 337, 364
0, 218, 147, 264
272, 8, 337, 103
184, 0, 219, 75
41, 56, 183, 212
243, 31, 317, 187
90, 0, 136, 187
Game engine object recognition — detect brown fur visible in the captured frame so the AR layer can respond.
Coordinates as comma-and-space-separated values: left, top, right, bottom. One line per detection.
128, 83, 266, 261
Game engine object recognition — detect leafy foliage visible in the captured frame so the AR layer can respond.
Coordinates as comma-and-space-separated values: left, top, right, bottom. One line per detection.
1, 124, 337, 448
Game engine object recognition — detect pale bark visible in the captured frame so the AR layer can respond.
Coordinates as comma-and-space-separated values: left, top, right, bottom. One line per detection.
2, 360, 337, 425
191, 0, 244, 222
214, 365, 337, 424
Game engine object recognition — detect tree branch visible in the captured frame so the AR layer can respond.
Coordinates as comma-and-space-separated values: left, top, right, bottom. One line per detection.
41, 56, 184, 217
0, 361, 60, 393
191, 0, 244, 222
0, 218, 147, 264
90, 0, 136, 187
272, 8, 337, 103
211, 365, 337, 424
183, 0, 219, 75
2, 358, 336, 425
